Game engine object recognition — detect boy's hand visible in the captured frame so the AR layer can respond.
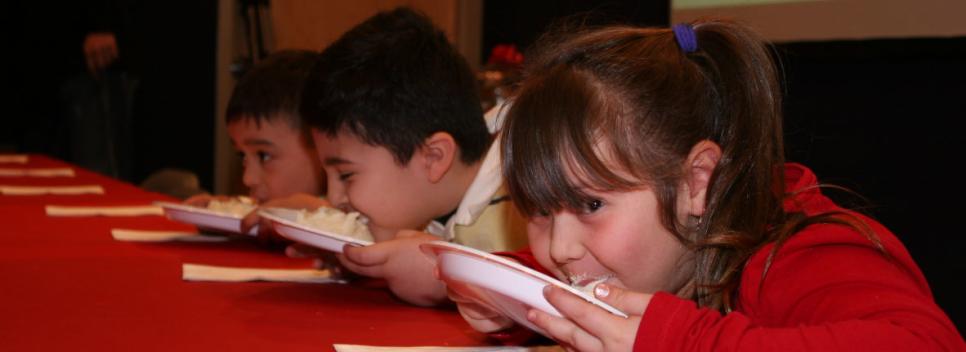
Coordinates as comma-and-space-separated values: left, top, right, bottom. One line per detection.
286, 243, 347, 278
338, 230, 446, 306
527, 284, 650, 352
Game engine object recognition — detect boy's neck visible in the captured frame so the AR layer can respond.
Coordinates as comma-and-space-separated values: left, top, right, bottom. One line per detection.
428, 159, 482, 220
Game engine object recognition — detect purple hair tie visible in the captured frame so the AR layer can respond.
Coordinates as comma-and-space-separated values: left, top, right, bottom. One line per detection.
673, 23, 698, 53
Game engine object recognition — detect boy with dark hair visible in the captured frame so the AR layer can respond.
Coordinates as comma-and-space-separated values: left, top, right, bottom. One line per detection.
187, 50, 327, 226
300, 7, 527, 306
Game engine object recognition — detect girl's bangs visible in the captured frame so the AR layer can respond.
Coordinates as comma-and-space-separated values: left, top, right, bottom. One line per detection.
503, 67, 639, 217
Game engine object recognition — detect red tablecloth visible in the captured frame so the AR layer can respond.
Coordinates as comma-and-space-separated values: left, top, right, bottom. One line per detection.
0, 155, 490, 351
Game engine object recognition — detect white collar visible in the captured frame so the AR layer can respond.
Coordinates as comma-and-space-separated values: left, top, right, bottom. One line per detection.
442, 137, 503, 240
441, 103, 510, 240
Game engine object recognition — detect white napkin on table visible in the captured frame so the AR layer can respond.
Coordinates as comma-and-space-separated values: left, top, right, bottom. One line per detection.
0, 155, 28, 163
334, 345, 563, 352
111, 229, 230, 242
46, 205, 163, 216
0, 168, 75, 177
1, 185, 103, 195
182, 263, 344, 284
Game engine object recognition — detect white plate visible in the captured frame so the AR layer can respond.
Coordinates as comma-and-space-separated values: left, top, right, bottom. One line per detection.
155, 201, 257, 236
259, 208, 373, 253
420, 241, 627, 338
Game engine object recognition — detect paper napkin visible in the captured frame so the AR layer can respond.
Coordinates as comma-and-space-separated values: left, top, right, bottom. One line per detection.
182, 263, 345, 284
0, 155, 28, 163
46, 205, 164, 217
111, 229, 230, 242
0, 168, 75, 177
1, 185, 104, 195
334, 345, 563, 352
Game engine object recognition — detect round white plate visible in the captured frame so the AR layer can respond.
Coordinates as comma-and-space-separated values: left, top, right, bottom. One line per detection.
155, 201, 257, 236
259, 208, 373, 253
420, 241, 627, 338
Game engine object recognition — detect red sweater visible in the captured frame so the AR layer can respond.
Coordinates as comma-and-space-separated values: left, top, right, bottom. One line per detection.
505, 164, 965, 351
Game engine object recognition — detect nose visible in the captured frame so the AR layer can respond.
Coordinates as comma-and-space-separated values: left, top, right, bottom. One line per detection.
241, 161, 259, 189
325, 174, 349, 210
548, 214, 586, 266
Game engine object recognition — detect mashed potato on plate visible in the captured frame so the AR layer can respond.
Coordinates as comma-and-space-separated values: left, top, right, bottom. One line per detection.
206, 197, 256, 216
295, 207, 373, 242
569, 275, 611, 297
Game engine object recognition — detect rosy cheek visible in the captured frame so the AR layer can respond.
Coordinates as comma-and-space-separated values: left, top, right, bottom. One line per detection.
526, 223, 556, 273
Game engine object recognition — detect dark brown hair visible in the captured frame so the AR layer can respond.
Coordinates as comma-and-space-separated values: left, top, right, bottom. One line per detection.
503, 19, 872, 311
301, 7, 489, 165
226, 49, 318, 129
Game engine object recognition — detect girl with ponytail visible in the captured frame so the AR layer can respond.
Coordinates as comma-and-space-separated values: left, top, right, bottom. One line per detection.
446, 19, 965, 351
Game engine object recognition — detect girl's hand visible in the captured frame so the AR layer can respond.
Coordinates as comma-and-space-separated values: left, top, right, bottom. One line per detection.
446, 284, 514, 333
528, 284, 651, 352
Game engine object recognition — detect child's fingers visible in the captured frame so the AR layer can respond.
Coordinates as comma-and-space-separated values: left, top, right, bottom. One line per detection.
592, 283, 652, 315
285, 243, 324, 259
342, 243, 390, 265
337, 244, 388, 278
544, 285, 641, 351
527, 307, 602, 352
457, 304, 514, 333
183, 193, 212, 206
240, 209, 260, 233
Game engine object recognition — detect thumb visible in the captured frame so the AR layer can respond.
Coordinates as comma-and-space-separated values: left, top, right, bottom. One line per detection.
342, 242, 388, 266
592, 284, 652, 316
240, 209, 260, 234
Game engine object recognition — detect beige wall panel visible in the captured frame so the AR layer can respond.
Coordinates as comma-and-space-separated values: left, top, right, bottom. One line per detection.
271, 0, 459, 51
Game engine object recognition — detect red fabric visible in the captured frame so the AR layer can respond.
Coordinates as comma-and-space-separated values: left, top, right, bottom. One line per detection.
633, 163, 965, 351
0, 155, 488, 351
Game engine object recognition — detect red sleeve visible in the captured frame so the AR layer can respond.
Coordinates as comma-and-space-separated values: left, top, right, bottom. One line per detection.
633, 223, 965, 352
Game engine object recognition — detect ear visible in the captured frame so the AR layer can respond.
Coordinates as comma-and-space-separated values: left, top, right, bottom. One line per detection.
418, 132, 458, 184
682, 140, 721, 217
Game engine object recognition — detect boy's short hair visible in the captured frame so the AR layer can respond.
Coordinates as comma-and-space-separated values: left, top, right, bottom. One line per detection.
226, 49, 318, 128
301, 7, 489, 165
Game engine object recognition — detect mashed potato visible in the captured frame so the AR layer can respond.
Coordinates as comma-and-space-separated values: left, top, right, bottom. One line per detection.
295, 207, 373, 242
569, 275, 610, 297
206, 197, 256, 216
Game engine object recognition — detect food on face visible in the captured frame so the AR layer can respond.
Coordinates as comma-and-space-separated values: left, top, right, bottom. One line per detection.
295, 207, 373, 242
569, 275, 610, 297
206, 197, 256, 216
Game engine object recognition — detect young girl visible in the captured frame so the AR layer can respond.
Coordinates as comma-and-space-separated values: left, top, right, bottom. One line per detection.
449, 19, 965, 350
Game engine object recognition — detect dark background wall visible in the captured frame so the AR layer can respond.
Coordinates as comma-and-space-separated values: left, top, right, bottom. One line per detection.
3, 0, 216, 192
484, 0, 965, 332
778, 37, 966, 331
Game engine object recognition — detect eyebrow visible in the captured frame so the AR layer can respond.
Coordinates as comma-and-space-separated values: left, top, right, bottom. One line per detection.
323, 157, 353, 166
241, 138, 276, 147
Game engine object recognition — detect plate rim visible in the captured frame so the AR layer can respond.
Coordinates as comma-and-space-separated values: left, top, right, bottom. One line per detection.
258, 207, 374, 247
154, 201, 248, 221
421, 240, 627, 318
